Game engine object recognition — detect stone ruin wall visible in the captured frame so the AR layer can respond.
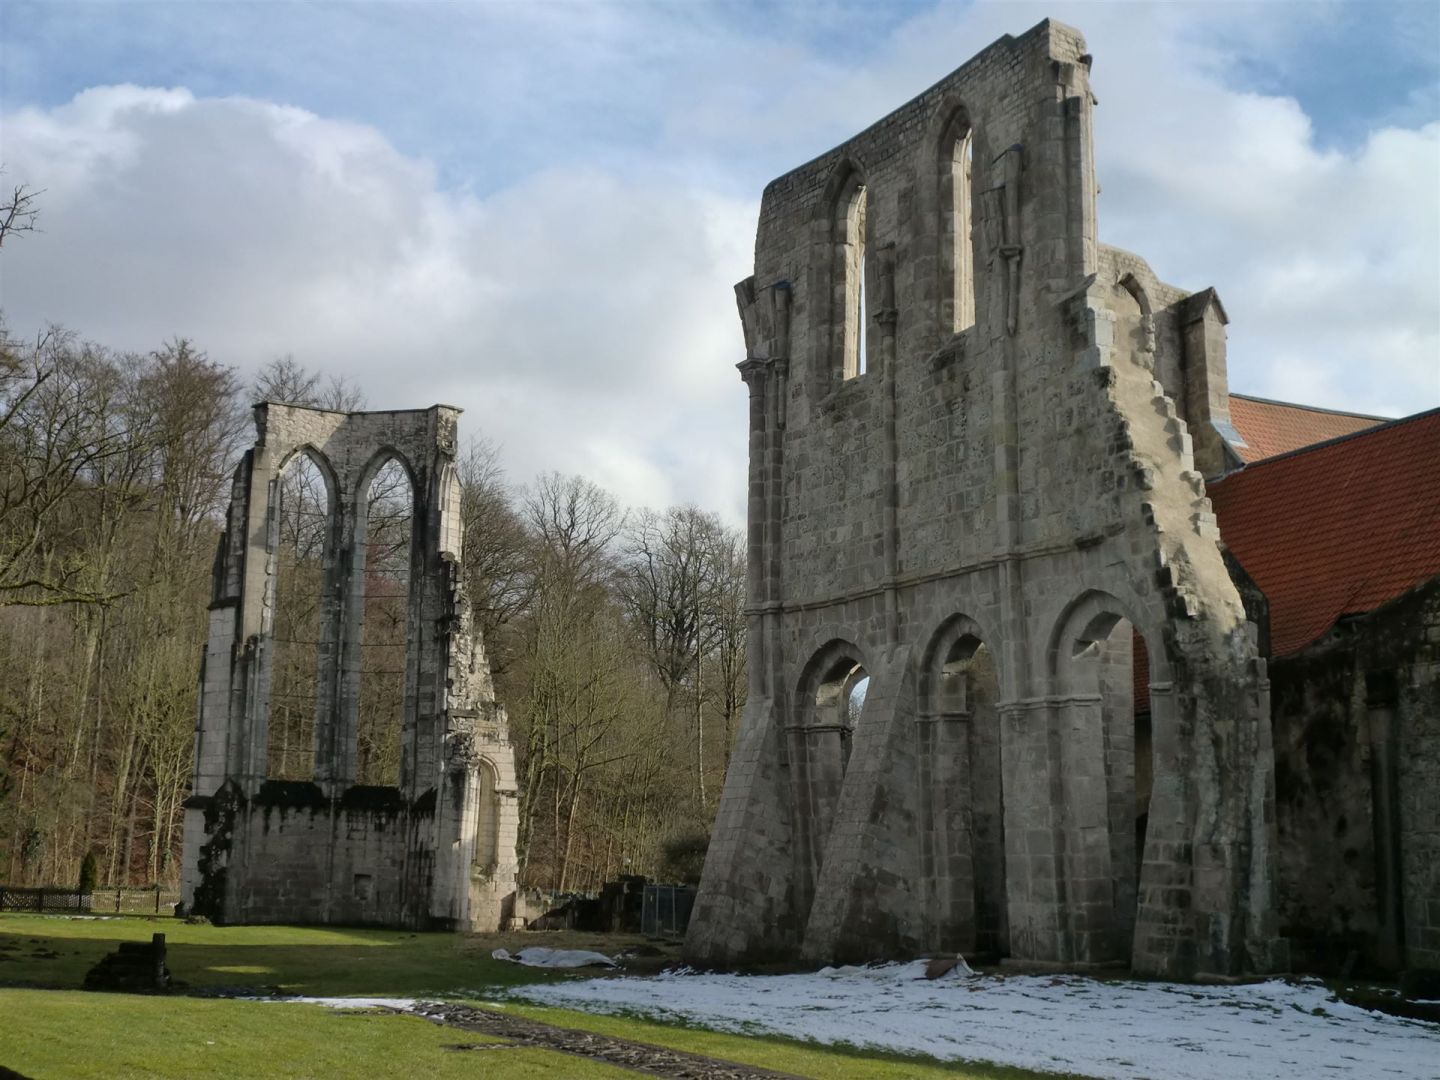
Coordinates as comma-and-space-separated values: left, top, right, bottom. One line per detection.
180, 402, 520, 931
687, 19, 1283, 979
1269, 579, 1440, 976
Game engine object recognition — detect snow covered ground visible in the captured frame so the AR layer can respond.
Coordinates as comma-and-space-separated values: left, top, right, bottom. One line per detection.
511, 961, 1440, 1079
492, 946, 617, 969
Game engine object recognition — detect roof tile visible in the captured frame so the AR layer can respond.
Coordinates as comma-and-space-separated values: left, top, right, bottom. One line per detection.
1228, 394, 1384, 463
1208, 409, 1440, 656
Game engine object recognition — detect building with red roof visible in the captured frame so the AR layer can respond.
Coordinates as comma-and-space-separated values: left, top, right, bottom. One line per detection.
1203, 405, 1440, 977
1225, 394, 1387, 466
1210, 408, 1440, 657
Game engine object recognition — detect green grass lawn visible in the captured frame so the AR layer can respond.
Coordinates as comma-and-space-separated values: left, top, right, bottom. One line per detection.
0, 914, 1075, 1080
493, 1001, 1082, 1080
0, 990, 636, 1080
0, 912, 562, 995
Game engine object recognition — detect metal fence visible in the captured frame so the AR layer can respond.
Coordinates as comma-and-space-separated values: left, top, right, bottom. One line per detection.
640, 884, 696, 938
0, 887, 93, 913
102, 887, 181, 916
0, 885, 180, 916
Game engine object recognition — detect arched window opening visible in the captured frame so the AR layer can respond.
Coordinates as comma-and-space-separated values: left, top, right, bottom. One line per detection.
838, 179, 868, 380
356, 458, 414, 787
473, 761, 500, 878
268, 453, 331, 781
815, 656, 868, 772
940, 118, 975, 334
847, 673, 870, 726
794, 645, 869, 908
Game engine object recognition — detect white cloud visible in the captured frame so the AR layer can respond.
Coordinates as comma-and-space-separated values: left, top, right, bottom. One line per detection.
0, 86, 755, 520
0, 1, 1434, 532
804, 1, 1440, 416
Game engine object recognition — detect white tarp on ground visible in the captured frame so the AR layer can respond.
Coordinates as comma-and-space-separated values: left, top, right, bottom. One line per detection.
492, 947, 617, 969
511, 961, 1440, 1080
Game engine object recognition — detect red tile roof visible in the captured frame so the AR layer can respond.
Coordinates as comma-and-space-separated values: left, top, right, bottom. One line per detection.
1208, 409, 1440, 656
1227, 394, 1386, 463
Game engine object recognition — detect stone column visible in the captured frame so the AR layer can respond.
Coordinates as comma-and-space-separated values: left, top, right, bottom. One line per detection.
1000, 699, 1064, 962
738, 358, 771, 702
877, 247, 900, 650
934, 710, 976, 952
1131, 682, 1198, 974
315, 489, 353, 797
1366, 671, 1405, 972
1056, 692, 1120, 964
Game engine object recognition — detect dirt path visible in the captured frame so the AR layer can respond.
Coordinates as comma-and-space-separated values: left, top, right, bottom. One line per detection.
412, 1000, 805, 1079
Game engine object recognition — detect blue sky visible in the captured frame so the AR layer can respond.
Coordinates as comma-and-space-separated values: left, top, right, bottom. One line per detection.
2, 1, 1437, 518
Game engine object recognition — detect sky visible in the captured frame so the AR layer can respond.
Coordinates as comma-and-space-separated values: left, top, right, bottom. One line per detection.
2, 0, 1437, 523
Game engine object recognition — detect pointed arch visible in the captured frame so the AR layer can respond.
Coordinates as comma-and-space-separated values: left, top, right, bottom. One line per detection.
817, 158, 870, 384
1046, 588, 1172, 962
346, 448, 419, 787
790, 636, 872, 921
934, 99, 976, 335
263, 446, 340, 781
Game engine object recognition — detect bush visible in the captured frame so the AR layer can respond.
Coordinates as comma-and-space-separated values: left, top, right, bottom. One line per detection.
77, 851, 99, 895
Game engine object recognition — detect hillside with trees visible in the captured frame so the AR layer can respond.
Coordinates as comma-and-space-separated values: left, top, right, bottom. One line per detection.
0, 327, 745, 894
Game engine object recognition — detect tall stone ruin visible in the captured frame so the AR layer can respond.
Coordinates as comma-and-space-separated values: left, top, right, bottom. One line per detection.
180, 402, 520, 930
686, 20, 1284, 978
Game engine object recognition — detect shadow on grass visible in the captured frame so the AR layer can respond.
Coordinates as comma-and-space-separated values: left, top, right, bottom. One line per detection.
0, 917, 568, 997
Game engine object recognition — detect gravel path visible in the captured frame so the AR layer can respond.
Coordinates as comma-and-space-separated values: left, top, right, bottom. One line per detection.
411, 1000, 805, 1079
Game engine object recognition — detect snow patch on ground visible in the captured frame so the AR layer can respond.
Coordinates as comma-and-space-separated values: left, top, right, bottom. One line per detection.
258, 996, 421, 1010
492, 946, 617, 969
512, 961, 1440, 1080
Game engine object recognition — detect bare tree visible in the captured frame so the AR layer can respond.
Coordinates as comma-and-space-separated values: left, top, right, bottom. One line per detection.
512, 473, 625, 885
0, 172, 41, 248
0, 328, 145, 607
456, 437, 534, 678
618, 505, 742, 809
253, 355, 366, 411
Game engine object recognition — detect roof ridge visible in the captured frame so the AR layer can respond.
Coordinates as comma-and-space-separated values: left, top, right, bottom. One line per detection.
1220, 405, 1440, 476
1228, 392, 1391, 422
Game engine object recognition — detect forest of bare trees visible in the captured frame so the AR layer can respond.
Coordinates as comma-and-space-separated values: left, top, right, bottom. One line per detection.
0, 323, 746, 894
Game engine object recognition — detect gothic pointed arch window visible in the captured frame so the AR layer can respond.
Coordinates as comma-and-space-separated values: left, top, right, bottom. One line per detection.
832, 170, 869, 380
939, 107, 976, 333
266, 448, 335, 781
354, 455, 415, 787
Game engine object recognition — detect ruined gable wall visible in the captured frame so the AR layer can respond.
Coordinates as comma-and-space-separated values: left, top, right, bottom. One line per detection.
182, 403, 517, 933
691, 19, 1279, 978
755, 23, 1072, 606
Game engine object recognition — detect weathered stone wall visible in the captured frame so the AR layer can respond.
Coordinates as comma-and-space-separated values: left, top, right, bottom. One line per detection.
181, 403, 520, 931
688, 19, 1281, 978
1270, 579, 1440, 975
218, 785, 415, 927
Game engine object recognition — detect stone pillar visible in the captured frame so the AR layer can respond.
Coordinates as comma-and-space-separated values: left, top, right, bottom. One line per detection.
1057, 692, 1120, 964
314, 487, 352, 796
934, 710, 976, 952
877, 246, 900, 650
1366, 671, 1405, 972
1131, 682, 1199, 974
739, 358, 771, 699
1181, 290, 1239, 477
1000, 700, 1064, 961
